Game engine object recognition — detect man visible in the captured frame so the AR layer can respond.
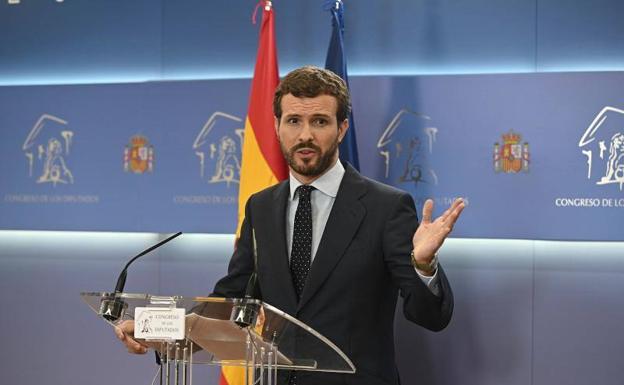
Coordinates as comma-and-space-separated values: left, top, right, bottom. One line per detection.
117, 66, 464, 385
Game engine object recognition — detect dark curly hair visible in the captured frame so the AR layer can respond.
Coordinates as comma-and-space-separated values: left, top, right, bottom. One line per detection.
273, 66, 351, 123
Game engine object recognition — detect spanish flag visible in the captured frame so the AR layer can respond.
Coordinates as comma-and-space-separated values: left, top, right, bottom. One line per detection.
235, 0, 288, 237
220, 2, 286, 385
325, 0, 359, 170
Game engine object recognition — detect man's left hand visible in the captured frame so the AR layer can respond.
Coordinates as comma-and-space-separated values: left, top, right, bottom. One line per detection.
411, 198, 465, 272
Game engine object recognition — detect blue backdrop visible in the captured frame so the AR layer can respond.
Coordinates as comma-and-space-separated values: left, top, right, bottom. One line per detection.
1, 72, 623, 240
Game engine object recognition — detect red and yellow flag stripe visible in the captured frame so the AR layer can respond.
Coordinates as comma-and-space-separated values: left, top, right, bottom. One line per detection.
236, 0, 287, 236
221, 2, 287, 385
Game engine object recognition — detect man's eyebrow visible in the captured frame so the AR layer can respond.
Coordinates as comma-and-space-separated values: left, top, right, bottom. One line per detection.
282, 112, 332, 119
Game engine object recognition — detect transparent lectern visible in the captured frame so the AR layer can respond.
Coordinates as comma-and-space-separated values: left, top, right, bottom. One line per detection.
81, 292, 355, 385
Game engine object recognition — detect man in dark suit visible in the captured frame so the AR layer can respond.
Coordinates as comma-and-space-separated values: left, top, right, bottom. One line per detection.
117, 66, 464, 385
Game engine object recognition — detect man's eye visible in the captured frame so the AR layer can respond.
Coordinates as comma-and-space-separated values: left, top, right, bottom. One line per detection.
287, 118, 299, 124
313, 118, 327, 126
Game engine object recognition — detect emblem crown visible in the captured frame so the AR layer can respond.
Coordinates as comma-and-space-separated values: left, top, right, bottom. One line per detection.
131, 135, 147, 146
502, 131, 521, 144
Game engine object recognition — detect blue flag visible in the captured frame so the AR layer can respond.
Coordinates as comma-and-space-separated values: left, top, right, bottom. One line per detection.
325, 0, 360, 171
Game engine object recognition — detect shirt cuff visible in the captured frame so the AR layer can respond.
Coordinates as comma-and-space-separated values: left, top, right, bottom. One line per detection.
415, 267, 441, 297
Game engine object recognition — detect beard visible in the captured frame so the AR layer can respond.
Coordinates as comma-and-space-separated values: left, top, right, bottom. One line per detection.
280, 138, 339, 177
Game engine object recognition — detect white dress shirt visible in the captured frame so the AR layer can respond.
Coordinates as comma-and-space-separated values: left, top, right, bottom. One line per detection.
286, 160, 440, 295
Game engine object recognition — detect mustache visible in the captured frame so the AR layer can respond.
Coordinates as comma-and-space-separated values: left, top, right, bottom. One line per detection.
290, 141, 321, 153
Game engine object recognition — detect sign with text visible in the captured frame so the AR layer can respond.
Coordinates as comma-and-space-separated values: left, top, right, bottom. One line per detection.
134, 307, 186, 341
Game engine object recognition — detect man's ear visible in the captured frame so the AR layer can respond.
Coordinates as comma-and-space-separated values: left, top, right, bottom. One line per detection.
338, 119, 349, 143
274, 116, 279, 134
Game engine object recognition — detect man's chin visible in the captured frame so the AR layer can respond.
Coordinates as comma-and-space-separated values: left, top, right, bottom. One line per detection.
292, 164, 321, 177
289, 158, 323, 175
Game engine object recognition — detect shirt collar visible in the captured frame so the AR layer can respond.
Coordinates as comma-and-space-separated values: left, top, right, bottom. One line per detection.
289, 160, 345, 199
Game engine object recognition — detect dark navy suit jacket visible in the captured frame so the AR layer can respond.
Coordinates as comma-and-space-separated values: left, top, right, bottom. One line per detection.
212, 163, 453, 385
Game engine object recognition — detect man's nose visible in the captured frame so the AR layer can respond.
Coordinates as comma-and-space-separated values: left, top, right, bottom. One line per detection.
298, 122, 314, 142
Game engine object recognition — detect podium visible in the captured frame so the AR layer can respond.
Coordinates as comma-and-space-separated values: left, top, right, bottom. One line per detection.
81, 292, 355, 385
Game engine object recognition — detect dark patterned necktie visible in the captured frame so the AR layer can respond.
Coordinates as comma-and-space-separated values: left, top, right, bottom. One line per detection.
290, 185, 314, 299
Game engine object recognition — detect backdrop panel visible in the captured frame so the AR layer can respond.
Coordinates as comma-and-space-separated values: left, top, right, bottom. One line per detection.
1, 72, 622, 239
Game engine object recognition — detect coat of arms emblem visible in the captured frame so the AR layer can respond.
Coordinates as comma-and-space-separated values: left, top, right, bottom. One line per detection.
494, 131, 529, 173
124, 135, 154, 174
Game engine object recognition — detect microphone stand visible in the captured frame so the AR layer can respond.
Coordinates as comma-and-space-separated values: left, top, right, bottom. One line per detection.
231, 229, 261, 328
99, 232, 183, 322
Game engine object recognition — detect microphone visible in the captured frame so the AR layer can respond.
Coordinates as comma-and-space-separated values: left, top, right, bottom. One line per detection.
232, 229, 260, 328
243, 229, 259, 300
100, 232, 183, 322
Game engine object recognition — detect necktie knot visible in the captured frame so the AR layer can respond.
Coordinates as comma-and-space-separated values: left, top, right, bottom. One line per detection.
297, 185, 314, 200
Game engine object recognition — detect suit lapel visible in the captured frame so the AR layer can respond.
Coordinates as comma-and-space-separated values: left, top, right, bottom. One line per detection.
297, 165, 367, 311
267, 181, 299, 313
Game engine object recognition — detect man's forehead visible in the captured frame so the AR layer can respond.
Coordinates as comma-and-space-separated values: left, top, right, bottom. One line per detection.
280, 94, 337, 116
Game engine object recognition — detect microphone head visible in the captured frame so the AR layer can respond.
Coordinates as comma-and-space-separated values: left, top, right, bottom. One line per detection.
99, 295, 127, 323
230, 299, 260, 329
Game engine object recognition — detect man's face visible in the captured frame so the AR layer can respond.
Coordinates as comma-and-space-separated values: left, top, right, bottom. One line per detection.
275, 94, 348, 181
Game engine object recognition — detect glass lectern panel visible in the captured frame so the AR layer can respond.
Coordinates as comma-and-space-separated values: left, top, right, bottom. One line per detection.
81, 292, 355, 374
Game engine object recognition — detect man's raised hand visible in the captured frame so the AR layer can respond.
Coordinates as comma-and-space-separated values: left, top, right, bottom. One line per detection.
411, 198, 465, 267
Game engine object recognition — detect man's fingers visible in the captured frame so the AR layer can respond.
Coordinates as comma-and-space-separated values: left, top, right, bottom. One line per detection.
439, 206, 453, 222
430, 199, 465, 238
114, 326, 125, 340
127, 342, 148, 354
445, 199, 466, 228
118, 319, 134, 332
114, 320, 148, 354
125, 336, 148, 354
127, 346, 147, 354
421, 199, 434, 223
439, 198, 464, 223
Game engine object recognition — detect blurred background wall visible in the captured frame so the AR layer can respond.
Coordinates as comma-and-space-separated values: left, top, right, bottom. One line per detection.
0, 1, 623, 384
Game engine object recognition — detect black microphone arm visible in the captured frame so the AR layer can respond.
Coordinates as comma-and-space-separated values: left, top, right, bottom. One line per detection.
243, 229, 259, 299
232, 229, 261, 328
114, 231, 183, 294
100, 231, 183, 322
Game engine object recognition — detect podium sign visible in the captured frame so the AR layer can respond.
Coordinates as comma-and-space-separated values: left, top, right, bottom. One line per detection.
134, 307, 186, 341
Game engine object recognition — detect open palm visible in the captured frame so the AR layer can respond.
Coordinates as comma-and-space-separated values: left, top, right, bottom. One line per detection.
412, 198, 465, 264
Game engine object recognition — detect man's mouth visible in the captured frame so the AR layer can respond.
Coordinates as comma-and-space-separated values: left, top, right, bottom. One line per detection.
293, 145, 319, 159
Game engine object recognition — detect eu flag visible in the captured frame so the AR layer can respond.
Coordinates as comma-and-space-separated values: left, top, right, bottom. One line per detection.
325, 0, 360, 171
